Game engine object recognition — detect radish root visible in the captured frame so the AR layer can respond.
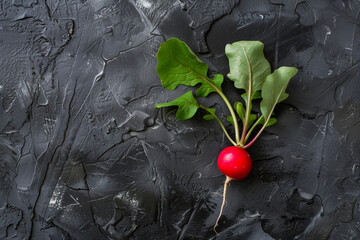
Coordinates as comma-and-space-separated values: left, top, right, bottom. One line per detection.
212, 192, 223, 197
214, 175, 232, 235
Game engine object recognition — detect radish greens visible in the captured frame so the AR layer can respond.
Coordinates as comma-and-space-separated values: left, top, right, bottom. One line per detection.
155, 38, 298, 149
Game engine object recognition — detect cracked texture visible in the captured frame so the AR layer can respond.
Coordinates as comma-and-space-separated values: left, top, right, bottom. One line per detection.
0, 0, 359, 239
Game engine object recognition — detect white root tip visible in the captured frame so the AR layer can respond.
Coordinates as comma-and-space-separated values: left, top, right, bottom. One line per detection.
213, 176, 232, 234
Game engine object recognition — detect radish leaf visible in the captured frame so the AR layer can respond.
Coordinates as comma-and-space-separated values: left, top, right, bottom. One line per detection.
155, 91, 199, 120
248, 114, 257, 129
156, 38, 223, 98
225, 41, 271, 100
197, 74, 224, 98
228, 112, 256, 130
155, 38, 298, 149
258, 116, 277, 127
227, 116, 235, 126
234, 101, 245, 123
241, 91, 262, 105
203, 107, 217, 120
260, 67, 298, 122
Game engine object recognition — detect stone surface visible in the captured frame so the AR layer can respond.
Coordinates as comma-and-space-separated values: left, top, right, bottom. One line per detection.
0, 0, 359, 239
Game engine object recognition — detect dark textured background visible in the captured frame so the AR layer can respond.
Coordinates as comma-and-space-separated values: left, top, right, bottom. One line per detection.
0, 0, 360, 239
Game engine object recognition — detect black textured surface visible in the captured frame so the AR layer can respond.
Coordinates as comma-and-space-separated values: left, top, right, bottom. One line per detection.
0, 0, 360, 239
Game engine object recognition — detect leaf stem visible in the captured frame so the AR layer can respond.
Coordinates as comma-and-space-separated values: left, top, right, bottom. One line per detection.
239, 45, 254, 146
200, 105, 236, 146
240, 95, 252, 145
244, 115, 271, 149
205, 77, 241, 145
244, 116, 263, 143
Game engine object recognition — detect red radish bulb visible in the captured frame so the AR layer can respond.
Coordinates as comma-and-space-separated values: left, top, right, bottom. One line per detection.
217, 146, 252, 180
213, 146, 252, 234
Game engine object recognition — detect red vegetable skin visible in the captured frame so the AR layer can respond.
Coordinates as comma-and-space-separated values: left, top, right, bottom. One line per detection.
214, 146, 252, 234
217, 146, 252, 180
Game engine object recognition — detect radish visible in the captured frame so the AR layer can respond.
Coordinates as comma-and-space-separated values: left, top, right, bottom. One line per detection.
217, 146, 252, 180
155, 38, 298, 234
214, 146, 252, 233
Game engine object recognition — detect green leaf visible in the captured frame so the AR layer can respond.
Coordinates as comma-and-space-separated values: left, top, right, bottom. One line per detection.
227, 113, 255, 128
258, 116, 277, 127
155, 91, 199, 120
260, 67, 298, 121
225, 41, 271, 100
197, 74, 224, 97
227, 116, 234, 126
241, 91, 262, 105
234, 101, 245, 122
203, 115, 215, 120
156, 38, 223, 98
266, 118, 277, 127
248, 114, 257, 128
203, 107, 216, 120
